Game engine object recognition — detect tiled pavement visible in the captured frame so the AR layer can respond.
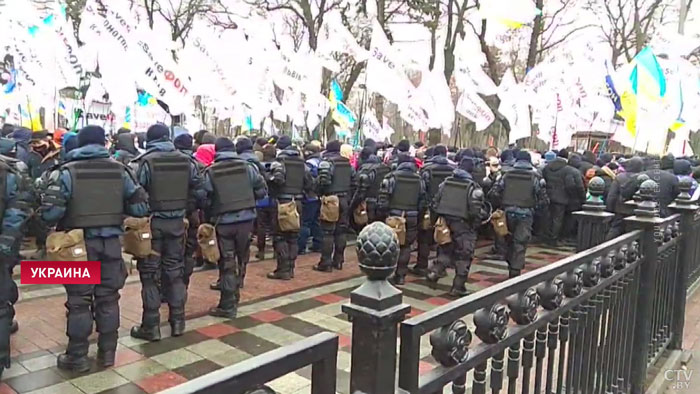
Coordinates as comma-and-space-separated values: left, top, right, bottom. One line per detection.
0, 240, 576, 394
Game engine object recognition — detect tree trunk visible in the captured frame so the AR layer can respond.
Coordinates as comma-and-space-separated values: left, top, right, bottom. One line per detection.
526, 0, 544, 71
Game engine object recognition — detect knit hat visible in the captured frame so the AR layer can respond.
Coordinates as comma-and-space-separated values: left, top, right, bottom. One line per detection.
326, 140, 341, 153
173, 133, 193, 150
516, 150, 532, 163
360, 146, 374, 161
201, 132, 216, 145
277, 135, 292, 150
397, 139, 410, 153
433, 145, 447, 157
117, 127, 131, 135
661, 153, 675, 171
459, 157, 474, 172
558, 148, 569, 159
544, 151, 556, 162
146, 124, 170, 142
63, 132, 79, 153
214, 137, 235, 152
500, 149, 513, 163
10, 127, 31, 143
78, 125, 106, 147
235, 136, 253, 153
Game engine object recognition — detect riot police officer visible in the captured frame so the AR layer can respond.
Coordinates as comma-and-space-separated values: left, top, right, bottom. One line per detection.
314, 140, 355, 272
416, 145, 455, 276
429, 157, 484, 297
130, 124, 204, 341
202, 137, 267, 317
40, 126, 148, 371
0, 154, 30, 379
267, 136, 314, 280
352, 147, 390, 225
379, 153, 427, 285
488, 151, 548, 278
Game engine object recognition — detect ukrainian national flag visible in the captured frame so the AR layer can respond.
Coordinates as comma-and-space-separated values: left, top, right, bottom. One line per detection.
618, 47, 667, 135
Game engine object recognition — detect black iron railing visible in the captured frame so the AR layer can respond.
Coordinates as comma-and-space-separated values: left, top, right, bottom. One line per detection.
397, 230, 643, 394
160, 332, 338, 394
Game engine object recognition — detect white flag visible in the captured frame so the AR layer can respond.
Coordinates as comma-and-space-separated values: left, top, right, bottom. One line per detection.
456, 85, 494, 131
366, 19, 415, 107
318, 11, 369, 62
361, 111, 384, 141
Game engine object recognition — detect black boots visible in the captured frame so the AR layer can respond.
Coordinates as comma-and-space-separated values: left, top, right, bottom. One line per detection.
210, 280, 221, 290
448, 275, 469, 298
389, 275, 405, 286
508, 268, 522, 278
130, 325, 161, 342
267, 271, 292, 280
170, 320, 185, 337
10, 320, 17, 334
97, 350, 115, 368
208, 306, 237, 319
57, 353, 90, 372
409, 265, 428, 277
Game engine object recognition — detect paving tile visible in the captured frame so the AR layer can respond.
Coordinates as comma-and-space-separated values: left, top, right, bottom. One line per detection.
425, 296, 451, 306
272, 317, 326, 337
218, 331, 278, 356
206, 348, 251, 367
96, 382, 148, 394
314, 293, 346, 304
135, 371, 187, 394
267, 372, 312, 393
151, 349, 203, 370
116, 336, 148, 349
127, 330, 208, 359
225, 316, 262, 330
250, 310, 287, 323
0, 383, 16, 394
114, 359, 167, 382
112, 348, 145, 368
172, 359, 221, 380
274, 298, 325, 315
246, 324, 305, 346
25, 382, 82, 394
4, 368, 64, 393
70, 370, 128, 394
2, 362, 29, 379
20, 354, 57, 372
14, 350, 51, 363
196, 323, 239, 339
185, 340, 234, 359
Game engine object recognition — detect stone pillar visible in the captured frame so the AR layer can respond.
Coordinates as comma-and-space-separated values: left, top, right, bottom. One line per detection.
342, 222, 411, 394
573, 176, 614, 251
669, 178, 698, 350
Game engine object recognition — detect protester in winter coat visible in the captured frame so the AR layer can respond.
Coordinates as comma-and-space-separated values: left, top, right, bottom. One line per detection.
194, 144, 215, 166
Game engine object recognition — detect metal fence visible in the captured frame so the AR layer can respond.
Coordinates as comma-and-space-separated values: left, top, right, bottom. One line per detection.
160, 332, 338, 394
398, 231, 643, 394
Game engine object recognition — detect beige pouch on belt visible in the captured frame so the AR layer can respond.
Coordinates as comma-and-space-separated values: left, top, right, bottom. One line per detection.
197, 223, 220, 263
47, 229, 88, 261
123, 217, 152, 258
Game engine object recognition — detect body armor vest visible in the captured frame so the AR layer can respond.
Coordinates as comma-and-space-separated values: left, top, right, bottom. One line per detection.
389, 172, 420, 211
435, 179, 473, 220
144, 151, 190, 211
366, 163, 390, 199
208, 159, 255, 215
502, 170, 536, 208
279, 156, 305, 195
427, 168, 454, 198
62, 159, 124, 228
328, 157, 351, 193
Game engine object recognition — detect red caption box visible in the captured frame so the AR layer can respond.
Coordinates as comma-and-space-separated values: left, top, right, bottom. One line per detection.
21, 261, 101, 285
